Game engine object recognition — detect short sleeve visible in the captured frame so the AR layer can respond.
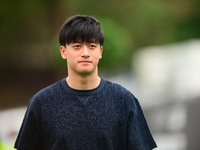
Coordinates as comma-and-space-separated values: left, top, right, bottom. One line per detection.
14, 96, 42, 150
126, 96, 157, 150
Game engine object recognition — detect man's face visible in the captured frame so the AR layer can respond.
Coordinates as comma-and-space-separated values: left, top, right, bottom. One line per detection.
60, 42, 103, 76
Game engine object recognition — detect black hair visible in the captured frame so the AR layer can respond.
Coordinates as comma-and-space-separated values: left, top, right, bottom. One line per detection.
59, 15, 104, 47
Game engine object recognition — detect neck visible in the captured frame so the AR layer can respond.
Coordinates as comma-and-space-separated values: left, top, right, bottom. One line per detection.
66, 72, 101, 90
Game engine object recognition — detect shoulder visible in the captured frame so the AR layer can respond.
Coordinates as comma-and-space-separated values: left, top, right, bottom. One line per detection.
104, 78, 141, 114
103, 78, 138, 106
104, 78, 135, 99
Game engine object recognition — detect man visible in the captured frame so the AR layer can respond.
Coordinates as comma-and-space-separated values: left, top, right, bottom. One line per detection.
14, 15, 157, 150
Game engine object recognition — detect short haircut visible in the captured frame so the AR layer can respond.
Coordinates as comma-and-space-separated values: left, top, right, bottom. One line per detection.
59, 15, 104, 47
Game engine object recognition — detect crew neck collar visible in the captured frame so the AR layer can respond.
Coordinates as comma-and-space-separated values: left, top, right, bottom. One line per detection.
61, 77, 106, 96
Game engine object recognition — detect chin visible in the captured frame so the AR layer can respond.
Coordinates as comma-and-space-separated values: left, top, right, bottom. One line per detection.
78, 69, 94, 76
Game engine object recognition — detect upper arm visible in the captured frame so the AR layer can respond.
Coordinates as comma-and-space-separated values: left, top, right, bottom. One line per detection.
14, 97, 42, 150
125, 95, 157, 150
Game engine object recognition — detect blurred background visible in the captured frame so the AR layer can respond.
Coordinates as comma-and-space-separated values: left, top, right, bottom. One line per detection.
0, 0, 200, 149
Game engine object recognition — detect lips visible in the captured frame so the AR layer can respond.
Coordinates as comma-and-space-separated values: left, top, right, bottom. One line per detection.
78, 60, 92, 63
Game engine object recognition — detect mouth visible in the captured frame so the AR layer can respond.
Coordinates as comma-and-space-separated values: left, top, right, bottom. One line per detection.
78, 61, 92, 63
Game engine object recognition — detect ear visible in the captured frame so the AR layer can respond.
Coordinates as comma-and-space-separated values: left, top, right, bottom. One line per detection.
60, 46, 67, 59
99, 46, 103, 59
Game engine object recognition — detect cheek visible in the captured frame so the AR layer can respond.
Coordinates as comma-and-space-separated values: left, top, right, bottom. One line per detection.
66, 53, 79, 66
93, 51, 102, 58
93, 55, 101, 64
66, 52, 76, 60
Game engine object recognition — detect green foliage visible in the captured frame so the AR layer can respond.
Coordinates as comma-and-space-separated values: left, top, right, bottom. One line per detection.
0, 0, 200, 71
98, 18, 133, 70
128, 0, 175, 46
0, 140, 14, 150
50, 35, 67, 73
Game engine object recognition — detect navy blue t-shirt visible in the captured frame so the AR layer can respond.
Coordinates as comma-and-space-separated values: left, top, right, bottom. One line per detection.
15, 77, 157, 150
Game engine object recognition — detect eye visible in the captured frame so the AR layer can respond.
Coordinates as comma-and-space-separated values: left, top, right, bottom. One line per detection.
89, 44, 97, 48
72, 44, 81, 48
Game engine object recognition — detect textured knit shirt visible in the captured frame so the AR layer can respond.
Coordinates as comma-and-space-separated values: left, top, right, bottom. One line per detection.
15, 77, 157, 150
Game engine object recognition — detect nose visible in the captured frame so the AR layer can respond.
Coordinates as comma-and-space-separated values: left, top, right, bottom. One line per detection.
81, 46, 90, 58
